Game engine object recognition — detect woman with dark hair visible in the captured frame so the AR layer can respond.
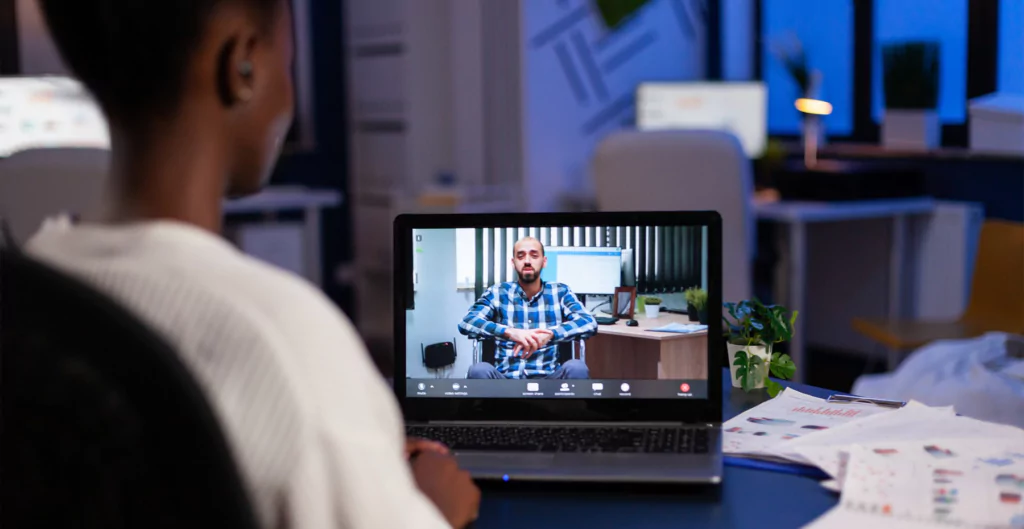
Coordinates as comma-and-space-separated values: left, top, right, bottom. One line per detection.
26, 0, 480, 527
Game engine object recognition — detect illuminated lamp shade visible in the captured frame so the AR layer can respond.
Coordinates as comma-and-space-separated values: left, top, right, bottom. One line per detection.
795, 98, 833, 116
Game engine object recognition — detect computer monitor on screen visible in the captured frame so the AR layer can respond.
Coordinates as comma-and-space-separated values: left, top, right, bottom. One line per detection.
636, 81, 766, 158
539, 246, 622, 295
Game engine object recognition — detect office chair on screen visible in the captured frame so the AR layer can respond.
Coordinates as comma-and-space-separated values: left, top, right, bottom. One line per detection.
472, 337, 586, 365
591, 129, 754, 303
0, 247, 258, 529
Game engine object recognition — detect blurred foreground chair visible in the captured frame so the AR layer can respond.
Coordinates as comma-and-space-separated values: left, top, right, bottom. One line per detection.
1, 246, 258, 529
852, 220, 1024, 369
591, 130, 754, 303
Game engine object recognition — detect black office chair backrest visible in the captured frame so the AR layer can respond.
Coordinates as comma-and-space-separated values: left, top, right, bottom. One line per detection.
0, 248, 259, 529
480, 339, 575, 365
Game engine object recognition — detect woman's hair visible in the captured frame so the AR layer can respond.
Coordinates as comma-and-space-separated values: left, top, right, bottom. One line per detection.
38, 0, 282, 122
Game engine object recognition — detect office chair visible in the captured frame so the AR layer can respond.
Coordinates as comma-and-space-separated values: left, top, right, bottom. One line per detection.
472, 337, 585, 365
591, 129, 754, 303
852, 220, 1024, 369
0, 248, 259, 529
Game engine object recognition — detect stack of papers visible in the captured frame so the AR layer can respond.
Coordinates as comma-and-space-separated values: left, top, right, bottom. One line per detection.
725, 389, 1024, 527
646, 323, 707, 334
724, 389, 895, 461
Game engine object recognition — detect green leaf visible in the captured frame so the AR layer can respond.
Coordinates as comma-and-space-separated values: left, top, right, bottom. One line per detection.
742, 366, 754, 391
769, 354, 796, 380
766, 379, 783, 398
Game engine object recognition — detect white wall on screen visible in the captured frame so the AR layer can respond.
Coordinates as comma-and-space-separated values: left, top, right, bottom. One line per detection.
407, 228, 476, 379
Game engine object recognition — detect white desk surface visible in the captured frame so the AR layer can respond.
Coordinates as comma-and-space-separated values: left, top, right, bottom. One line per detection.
754, 197, 937, 223
596, 312, 708, 341
224, 186, 342, 215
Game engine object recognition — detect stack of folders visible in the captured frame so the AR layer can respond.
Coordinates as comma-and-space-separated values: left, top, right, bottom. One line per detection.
725, 389, 1024, 528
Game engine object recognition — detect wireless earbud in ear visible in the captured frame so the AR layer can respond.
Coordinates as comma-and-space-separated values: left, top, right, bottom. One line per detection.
236, 60, 252, 77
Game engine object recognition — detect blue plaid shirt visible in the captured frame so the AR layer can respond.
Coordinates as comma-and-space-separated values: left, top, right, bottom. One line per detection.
458, 281, 598, 379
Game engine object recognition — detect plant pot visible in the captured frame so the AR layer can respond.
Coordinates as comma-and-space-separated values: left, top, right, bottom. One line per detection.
645, 305, 661, 319
727, 342, 772, 390
697, 308, 708, 325
687, 304, 698, 322
882, 110, 940, 151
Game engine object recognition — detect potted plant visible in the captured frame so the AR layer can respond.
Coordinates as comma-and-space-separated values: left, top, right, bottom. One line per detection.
882, 41, 940, 151
722, 299, 798, 397
689, 288, 709, 324
684, 287, 700, 321
644, 296, 662, 319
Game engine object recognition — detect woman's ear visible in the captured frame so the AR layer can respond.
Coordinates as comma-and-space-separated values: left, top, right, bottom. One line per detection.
215, 34, 258, 107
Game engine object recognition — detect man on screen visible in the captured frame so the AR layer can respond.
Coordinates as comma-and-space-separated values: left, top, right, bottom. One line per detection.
459, 236, 597, 379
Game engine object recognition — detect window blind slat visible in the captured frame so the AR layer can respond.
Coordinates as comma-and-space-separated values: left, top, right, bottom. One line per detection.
637, 226, 647, 292
500, 227, 508, 282
486, 228, 495, 287
475, 228, 484, 298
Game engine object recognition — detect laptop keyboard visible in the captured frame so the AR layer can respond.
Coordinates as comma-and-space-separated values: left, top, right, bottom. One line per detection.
406, 425, 710, 454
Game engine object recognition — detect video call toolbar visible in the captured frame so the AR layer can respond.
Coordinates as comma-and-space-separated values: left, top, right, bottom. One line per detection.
405, 379, 708, 399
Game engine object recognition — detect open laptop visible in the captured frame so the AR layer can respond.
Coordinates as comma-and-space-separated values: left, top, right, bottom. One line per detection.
394, 211, 723, 483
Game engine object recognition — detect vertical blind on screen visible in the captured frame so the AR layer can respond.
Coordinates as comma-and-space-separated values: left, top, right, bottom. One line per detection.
472, 226, 702, 298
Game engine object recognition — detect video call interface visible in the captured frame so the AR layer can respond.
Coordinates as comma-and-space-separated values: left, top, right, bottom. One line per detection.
404, 223, 710, 400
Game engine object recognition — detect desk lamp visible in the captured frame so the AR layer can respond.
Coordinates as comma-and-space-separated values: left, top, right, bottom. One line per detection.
794, 97, 832, 168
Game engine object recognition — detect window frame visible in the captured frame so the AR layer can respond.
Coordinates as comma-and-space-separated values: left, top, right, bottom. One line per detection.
754, 0, 1001, 148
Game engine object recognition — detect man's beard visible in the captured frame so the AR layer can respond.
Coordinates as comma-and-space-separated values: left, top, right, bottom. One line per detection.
518, 267, 541, 283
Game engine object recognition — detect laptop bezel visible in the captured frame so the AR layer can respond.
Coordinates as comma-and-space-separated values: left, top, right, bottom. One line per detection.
394, 211, 723, 424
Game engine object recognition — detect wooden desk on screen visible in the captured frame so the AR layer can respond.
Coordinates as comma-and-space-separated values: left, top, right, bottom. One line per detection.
585, 313, 708, 380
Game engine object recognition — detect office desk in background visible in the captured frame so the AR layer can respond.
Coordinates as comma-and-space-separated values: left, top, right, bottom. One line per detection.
754, 197, 938, 382
586, 313, 709, 380
475, 370, 838, 529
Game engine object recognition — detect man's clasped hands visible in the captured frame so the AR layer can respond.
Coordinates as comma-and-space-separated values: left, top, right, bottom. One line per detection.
503, 328, 555, 358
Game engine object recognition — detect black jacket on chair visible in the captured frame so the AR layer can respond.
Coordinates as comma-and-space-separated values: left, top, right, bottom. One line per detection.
0, 248, 259, 529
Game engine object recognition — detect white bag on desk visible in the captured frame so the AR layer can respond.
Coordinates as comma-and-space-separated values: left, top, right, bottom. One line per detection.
853, 332, 1024, 429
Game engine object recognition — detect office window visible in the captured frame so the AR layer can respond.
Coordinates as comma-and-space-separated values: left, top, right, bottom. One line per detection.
873, 0, 968, 123
999, 0, 1024, 94
762, 0, 854, 136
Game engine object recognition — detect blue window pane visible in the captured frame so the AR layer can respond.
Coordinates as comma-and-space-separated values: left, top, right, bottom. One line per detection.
873, 0, 968, 123
999, 0, 1024, 94
763, 0, 854, 136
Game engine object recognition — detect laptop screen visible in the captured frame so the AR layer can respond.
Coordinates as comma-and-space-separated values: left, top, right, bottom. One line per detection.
401, 218, 713, 401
